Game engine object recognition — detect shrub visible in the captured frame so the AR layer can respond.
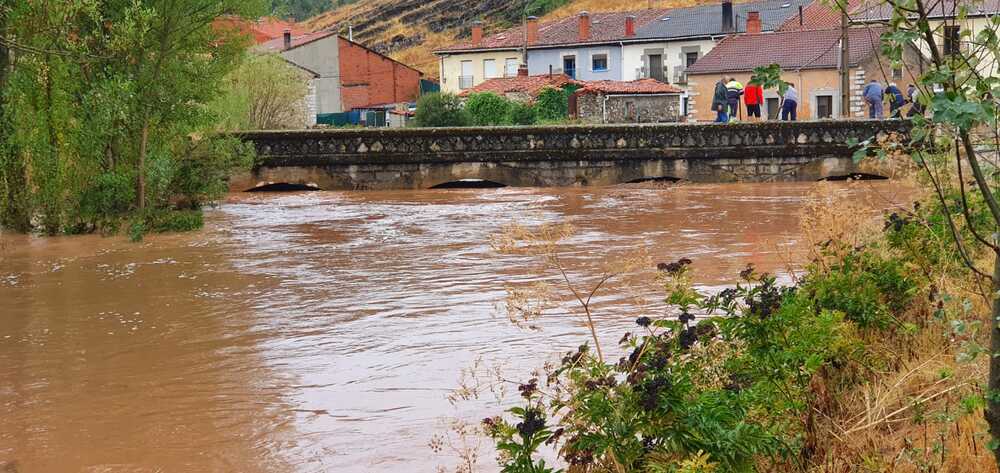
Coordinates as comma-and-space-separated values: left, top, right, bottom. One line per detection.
506, 101, 537, 126
415, 92, 470, 127
534, 86, 571, 122
465, 92, 512, 126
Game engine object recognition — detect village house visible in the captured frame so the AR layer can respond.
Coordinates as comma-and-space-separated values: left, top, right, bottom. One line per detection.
622, 0, 812, 86
684, 25, 922, 121
260, 31, 423, 115
850, 0, 1000, 77
434, 0, 815, 97
434, 10, 668, 93
571, 79, 685, 123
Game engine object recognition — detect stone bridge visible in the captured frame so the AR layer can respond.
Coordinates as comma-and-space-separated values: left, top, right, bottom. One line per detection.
231, 120, 910, 191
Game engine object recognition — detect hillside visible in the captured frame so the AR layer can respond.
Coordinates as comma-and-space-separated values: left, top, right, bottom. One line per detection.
301, 0, 730, 79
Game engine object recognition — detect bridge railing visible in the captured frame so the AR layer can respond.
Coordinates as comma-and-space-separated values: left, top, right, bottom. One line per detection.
237, 120, 911, 166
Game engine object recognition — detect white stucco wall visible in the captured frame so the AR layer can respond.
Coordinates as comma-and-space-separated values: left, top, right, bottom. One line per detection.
622, 39, 717, 82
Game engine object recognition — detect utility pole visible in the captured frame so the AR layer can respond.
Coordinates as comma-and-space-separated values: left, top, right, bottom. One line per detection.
840, 0, 851, 118
522, 0, 528, 67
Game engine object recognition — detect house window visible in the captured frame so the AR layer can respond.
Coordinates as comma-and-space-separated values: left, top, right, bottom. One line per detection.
563, 55, 577, 79
505, 58, 519, 76
816, 95, 834, 118
459, 60, 474, 89
484, 59, 498, 79
592, 53, 609, 72
944, 25, 961, 55
685, 52, 698, 67
892, 66, 903, 80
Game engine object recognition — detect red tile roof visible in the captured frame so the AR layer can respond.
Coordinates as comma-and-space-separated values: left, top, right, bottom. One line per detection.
213, 16, 306, 44
458, 74, 579, 97
259, 30, 338, 52
577, 78, 684, 94
685, 26, 886, 74
436, 9, 669, 53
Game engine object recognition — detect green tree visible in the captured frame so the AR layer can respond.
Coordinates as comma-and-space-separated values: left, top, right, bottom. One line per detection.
0, 0, 265, 235
212, 53, 311, 130
465, 92, 512, 126
414, 92, 470, 127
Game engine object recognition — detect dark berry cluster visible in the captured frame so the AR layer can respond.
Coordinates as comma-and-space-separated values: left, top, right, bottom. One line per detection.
516, 408, 546, 438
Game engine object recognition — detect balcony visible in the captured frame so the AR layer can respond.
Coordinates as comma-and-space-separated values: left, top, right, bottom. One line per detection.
673, 67, 688, 85
458, 75, 474, 90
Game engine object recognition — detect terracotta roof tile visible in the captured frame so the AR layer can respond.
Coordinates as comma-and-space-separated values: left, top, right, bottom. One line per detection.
685, 26, 886, 74
577, 78, 684, 94
436, 9, 669, 53
259, 30, 338, 52
458, 74, 579, 97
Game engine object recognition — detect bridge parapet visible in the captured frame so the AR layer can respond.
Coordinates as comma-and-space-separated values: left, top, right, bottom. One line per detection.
233, 120, 910, 190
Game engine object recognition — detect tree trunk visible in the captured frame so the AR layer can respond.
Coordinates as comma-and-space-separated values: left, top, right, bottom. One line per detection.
137, 119, 149, 211
988, 251, 1000, 463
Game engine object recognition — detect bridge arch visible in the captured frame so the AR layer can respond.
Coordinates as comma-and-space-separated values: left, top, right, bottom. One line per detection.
429, 179, 508, 189
245, 182, 322, 192
623, 176, 684, 185
818, 173, 889, 182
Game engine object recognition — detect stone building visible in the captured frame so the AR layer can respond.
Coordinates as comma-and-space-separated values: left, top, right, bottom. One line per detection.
684, 25, 923, 121
572, 79, 684, 123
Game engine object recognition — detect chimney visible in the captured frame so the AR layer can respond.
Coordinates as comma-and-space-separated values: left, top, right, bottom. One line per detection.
799, 5, 804, 26
746, 11, 761, 34
526, 16, 539, 44
283, 29, 291, 50
721, 0, 734, 33
578, 11, 591, 41
471, 20, 483, 45
625, 15, 636, 37
518, 64, 529, 77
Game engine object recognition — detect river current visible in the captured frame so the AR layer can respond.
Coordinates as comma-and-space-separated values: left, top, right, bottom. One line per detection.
0, 182, 909, 472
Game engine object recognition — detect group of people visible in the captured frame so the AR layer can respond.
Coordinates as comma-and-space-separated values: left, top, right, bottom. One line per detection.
712, 76, 925, 123
862, 79, 924, 119
712, 77, 799, 123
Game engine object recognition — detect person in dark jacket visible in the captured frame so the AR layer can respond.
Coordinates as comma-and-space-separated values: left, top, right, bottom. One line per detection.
712, 78, 729, 123
906, 84, 924, 118
886, 82, 905, 118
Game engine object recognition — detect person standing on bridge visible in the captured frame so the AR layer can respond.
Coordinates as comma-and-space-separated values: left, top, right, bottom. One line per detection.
744, 81, 764, 122
725, 77, 744, 121
712, 77, 729, 123
886, 82, 905, 118
863, 79, 884, 119
781, 83, 798, 121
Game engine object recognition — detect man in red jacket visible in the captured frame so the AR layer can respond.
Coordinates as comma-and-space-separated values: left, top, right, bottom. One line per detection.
744, 81, 764, 121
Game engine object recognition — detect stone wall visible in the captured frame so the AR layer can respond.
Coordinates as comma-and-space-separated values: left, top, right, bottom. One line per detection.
232, 120, 910, 191
576, 93, 682, 124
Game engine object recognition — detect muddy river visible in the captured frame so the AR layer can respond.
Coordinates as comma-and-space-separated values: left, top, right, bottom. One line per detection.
0, 182, 909, 472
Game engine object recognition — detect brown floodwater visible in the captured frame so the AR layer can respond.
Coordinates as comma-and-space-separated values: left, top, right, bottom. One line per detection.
0, 182, 911, 472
